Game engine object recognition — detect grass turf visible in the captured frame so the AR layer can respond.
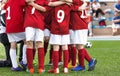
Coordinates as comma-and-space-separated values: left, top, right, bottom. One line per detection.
0, 40, 120, 76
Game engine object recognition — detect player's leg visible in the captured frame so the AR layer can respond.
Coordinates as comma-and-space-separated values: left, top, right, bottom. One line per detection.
71, 30, 86, 71
58, 46, 63, 65
48, 34, 60, 74
35, 28, 45, 74
70, 44, 77, 67
25, 27, 35, 74
8, 33, 25, 71
44, 29, 50, 56
19, 40, 27, 70
61, 34, 70, 73
68, 30, 77, 68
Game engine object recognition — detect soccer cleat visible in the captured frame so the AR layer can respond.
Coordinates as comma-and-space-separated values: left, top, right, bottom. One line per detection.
38, 69, 45, 74
88, 58, 97, 71
19, 61, 27, 70
26, 68, 34, 74
11, 66, 24, 71
29, 68, 34, 74
71, 65, 85, 71
48, 68, 59, 74
64, 68, 68, 73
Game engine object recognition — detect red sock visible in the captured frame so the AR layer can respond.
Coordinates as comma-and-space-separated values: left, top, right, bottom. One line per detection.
38, 48, 44, 69
26, 48, 34, 70
53, 51, 59, 69
78, 49, 85, 67
71, 47, 76, 66
33, 48, 36, 60
63, 50, 69, 68
84, 48, 92, 62
68, 45, 72, 62
44, 41, 49, 56
59, 46, 62, 62
49, 46, 53, 62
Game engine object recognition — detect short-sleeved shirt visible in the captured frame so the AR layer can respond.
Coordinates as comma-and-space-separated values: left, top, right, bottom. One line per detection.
70, 0, 88, 30
24, 0, 49, 30
50, 4, 78, 35
114, 3, 120, 10
4, 0, 26, 33
113, 16, 120, 24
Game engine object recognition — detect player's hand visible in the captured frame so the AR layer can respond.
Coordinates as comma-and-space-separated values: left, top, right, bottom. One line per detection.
66, 2, 72, 6
65, 0, 72, 3
27, 1, 34, 5
26, 0, 35, 3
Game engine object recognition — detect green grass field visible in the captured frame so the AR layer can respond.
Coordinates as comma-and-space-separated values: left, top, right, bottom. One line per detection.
0, 40, 120, 76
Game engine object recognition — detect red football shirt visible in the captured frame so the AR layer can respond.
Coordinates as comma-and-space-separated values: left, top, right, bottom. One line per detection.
70, 0, 88, 30
44, 7, 53, 30
4, 0, 26, 33
50, 4, 78, 35
24, 0, 49, 30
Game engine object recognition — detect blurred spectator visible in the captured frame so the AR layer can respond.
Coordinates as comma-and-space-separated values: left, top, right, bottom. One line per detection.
112, 11, 120, 35
114, 0, 120, 12
92, 0, 105, 18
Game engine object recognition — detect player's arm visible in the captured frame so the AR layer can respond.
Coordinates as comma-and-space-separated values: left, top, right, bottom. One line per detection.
112, 19, 120, 23
48, 1, 66, 7
28, 1, 46, 12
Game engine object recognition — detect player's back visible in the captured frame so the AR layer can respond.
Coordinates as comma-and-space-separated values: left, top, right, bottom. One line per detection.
4, 0, 25, 33
51, 4, 71, 35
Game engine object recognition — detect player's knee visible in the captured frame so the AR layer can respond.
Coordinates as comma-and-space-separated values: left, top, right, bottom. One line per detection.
27, 41, 33, 48
36, 41, 43, 48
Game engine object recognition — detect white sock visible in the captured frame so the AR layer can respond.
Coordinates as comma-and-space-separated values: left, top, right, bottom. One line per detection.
10, 49, 18, 68
22, 45, 27, 64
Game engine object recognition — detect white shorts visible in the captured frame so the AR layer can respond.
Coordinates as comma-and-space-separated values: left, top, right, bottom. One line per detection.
69, 30, 75, 44
70, 29, 88, 45
44, 29, 50, 37
112, 23, 120, 28
7, 32, 25, 42
49, 34, 70, 45
25, 27, 44, 42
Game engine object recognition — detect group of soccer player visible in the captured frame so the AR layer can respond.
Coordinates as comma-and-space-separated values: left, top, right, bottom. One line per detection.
0, 0, 97, 74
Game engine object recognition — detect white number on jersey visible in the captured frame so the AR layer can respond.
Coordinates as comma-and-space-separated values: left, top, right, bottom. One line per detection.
6, 6, 11, 20
80, 10, 87, 18
31, 7, 35, 14
57, 10, 65, 23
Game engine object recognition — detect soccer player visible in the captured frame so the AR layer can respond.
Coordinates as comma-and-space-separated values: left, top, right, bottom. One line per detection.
27, 0, 68, 74
0, 0, 33, 71
47, 0, 86, 74
44, 10, 63, 65
24, 1, 48, 74
70, 0, 97, 71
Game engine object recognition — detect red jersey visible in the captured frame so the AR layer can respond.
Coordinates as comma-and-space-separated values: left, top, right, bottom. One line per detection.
44, 7, 53, 30
24, 0, 49, 30
4, 0, 25, 33
70, 0, 88, 30
51, 4, 78, 35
